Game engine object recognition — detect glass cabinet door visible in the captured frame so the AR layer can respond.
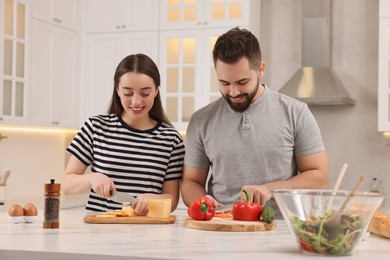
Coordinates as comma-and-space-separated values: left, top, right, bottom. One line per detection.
1, 0, 29, 124
159, 0, 203, 30
159, 0, 248, 30
203, 0, 248, 28
160, 31, 202, 130
202, 28, 224, 105
159, 28, 227, 130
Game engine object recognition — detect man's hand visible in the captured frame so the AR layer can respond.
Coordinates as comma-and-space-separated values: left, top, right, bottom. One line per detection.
241, 185, 272, 206
205, 194, 223, 209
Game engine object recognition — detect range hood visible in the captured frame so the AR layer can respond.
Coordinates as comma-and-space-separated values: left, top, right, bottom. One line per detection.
278, 0, 355, 105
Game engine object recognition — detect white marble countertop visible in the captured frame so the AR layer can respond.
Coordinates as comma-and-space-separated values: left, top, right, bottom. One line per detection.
0, 207, 390, 260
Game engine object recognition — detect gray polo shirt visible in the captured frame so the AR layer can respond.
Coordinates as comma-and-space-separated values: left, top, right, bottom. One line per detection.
184, 85, 325, 214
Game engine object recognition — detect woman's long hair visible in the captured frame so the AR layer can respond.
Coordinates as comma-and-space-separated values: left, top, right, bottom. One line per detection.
108, 54, 172, 126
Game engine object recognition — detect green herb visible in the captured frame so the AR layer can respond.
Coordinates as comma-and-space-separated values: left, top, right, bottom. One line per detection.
290, 211, 364, 255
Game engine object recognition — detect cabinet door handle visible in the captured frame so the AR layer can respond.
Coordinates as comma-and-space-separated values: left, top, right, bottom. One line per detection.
117, 25, 121, 29
0, 117, 3, 121
52, 121, 59, 125
122, 25, 126, 28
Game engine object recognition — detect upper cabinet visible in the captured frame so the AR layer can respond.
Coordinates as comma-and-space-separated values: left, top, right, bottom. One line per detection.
85, 0, 159, 33
32, 0, 79, 32
29, 0, 80, 128
380, 0, 390, 18
83, 31, 158, 122
159, 28, 224, 130
158, 0, 259, 130
378, 0, 390, 131
0, 0, 31, 125
81, 0, 160, 123
30, 20, 79, 128
159, 0, 249, 30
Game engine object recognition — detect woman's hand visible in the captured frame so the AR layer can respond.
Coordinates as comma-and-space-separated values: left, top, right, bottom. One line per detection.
90, 172, 115, 198
133, 194, 150, 216
132, 191, 178, 216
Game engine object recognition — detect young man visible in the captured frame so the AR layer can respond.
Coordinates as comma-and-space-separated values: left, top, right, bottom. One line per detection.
181, 27, 329, 217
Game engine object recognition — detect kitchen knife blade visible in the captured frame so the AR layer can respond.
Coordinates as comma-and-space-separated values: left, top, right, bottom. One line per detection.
109, 190, 137, 204
215, 203, 235, 213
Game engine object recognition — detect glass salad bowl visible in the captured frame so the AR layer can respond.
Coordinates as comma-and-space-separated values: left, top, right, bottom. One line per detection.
272, 189, 384, 256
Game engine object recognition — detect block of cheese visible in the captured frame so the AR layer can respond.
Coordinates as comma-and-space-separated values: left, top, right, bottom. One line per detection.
121, 206, 137, 217
147, 199, 171, 218
368, 211, 390, 239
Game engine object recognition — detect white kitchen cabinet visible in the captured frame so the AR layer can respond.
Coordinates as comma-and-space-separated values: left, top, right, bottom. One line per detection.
159, 0, 249, 30
85, 0, 159, 33
378, 17, 390, 131
82, 32, 158, 122
30, 20, 79, 128
32, 0, 80, 32
378, 0, 390, 131
159, 28, 226, 130
380, 0, 390, 18
0, 0, 31, 125
158, 0, 259, 130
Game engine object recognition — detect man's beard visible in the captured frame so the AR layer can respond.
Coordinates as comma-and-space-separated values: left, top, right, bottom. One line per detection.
222, 78, 260, 113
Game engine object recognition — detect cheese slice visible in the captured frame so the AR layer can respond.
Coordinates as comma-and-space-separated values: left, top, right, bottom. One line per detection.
121, 206, 136, 217
115, 209, 128, 217
147, 199, 171, 218
96, 214, 115, 218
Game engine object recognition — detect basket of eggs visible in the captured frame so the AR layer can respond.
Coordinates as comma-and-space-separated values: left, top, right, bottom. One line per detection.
8, 203, 38, 223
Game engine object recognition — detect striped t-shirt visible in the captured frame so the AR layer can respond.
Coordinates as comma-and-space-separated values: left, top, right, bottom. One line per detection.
66, 114, 185, 212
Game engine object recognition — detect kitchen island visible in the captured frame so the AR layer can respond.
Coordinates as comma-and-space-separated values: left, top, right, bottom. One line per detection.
0, 207, 389, 260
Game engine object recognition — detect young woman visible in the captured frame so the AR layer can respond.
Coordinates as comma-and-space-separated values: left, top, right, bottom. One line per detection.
62, 54, 184, 215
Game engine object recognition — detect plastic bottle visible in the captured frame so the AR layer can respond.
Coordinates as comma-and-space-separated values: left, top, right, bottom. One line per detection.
43, 179, 61, 228
370, 177, 382, 194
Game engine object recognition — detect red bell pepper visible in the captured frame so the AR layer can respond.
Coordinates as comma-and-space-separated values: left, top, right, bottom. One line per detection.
232, 189, 262, 221
187, 196, 215, 221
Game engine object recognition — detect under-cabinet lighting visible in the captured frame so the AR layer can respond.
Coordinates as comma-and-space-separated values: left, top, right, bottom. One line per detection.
383, 133, 390, 145
0, 125, 184, 137
0, 125, 79, 134
179, 131, 186, 139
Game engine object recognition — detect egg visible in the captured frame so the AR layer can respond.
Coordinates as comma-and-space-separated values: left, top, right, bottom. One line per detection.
8, 203, 24, 217
23, 203, 38, 216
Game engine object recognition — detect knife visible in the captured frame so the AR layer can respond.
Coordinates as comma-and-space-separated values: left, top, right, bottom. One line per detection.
215, 203, 235, 213
109, 190, 137, 205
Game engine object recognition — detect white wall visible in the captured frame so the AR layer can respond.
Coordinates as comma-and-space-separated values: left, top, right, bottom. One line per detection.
0, 129, 72, 204
261, 0, 388, 205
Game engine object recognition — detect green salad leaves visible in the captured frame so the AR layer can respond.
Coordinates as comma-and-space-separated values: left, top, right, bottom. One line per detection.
290, 211, 365, 255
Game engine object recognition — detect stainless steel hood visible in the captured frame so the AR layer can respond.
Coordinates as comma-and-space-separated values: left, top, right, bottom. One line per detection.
278, 0, 355, 105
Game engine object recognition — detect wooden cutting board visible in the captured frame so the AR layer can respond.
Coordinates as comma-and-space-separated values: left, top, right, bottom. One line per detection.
84, 214, 176, 224
185, 217, 276, 232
